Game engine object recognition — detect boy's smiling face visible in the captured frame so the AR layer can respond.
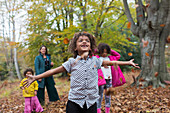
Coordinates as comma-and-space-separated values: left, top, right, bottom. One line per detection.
76, 35, 91, 55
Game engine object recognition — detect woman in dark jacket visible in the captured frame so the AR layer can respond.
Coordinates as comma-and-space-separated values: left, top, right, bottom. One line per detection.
34, 45, 59, 105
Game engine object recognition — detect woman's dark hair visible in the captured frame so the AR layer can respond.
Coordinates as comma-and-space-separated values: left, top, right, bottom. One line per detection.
97, 43, 111, 55
69, 32, 96, 58
39, 45, 48, 55
23, 68, 34, 77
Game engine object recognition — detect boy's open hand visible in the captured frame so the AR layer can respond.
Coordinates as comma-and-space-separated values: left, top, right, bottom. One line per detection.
129, 59, 140, 68
23, 75, 36, 88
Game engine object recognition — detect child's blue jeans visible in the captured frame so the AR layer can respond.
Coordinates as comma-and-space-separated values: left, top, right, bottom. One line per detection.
97, 79, 112, 108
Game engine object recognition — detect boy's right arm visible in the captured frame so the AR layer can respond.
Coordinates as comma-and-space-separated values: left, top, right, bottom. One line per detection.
24, 66, 66, 88
28, 66, 66, 81
34, 66, 66, 80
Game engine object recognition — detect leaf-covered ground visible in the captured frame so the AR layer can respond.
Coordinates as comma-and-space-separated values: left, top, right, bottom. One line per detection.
0, 71, 169, 113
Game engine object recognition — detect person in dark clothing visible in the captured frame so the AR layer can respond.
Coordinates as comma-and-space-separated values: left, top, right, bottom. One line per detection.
34, 45, 59, 106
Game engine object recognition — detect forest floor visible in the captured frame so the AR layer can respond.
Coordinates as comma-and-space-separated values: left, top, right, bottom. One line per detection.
0, 69, 170, 113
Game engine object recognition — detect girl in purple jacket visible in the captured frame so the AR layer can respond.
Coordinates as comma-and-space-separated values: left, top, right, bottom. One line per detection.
96, 43, 126, 113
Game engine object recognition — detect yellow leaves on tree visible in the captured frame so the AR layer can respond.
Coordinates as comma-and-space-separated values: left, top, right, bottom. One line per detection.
127, 22, 131, 29
7, 41, 19, 46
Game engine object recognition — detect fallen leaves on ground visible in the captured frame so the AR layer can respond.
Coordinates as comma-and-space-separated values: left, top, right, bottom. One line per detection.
107, 85, 170, 113
0, 74, 170, 113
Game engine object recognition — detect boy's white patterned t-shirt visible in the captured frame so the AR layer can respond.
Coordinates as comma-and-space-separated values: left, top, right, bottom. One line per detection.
62, 56, 102, 108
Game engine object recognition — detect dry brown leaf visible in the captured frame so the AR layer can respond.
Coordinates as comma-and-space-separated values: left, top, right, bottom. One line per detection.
63, 38, 69, 44
142, 39, 149, 47
99, 76, 103, 79
139, 78, 145, 82
167, 35, 170, 43
127, 22, 131, 29
145, 52, 149, 56
146, 4, 150, 7
155, 72, 158, 77
127, 37, 131, 41
160, 24, 165, 27
128, 52, 133, 56
138, 15, 143, 17
131, 68, 135, 73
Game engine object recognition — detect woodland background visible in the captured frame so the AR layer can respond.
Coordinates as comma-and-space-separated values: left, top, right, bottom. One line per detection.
0, 0, 170, 112
0, 0, 143, 80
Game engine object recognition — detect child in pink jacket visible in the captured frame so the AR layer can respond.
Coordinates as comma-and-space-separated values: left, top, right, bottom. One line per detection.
96, 43, 126, 113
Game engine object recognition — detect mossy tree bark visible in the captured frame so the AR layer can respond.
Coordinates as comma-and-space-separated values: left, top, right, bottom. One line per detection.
123, 0, 170, 88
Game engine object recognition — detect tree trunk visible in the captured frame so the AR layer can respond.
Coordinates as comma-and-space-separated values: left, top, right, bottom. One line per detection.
123, 0, 170, 88
14, 48, 22, 80
12, 18, 21, 80
80, 0, 87, 31
137, 30, 169, 88
69, 0, 74, 26
2, 13, 10, 68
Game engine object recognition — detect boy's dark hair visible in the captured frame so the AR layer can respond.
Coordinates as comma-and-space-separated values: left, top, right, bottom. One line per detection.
23, 68, 34, 77
69, 32, 96, 58
39, 45, 48, 55
98, 43, 111, 55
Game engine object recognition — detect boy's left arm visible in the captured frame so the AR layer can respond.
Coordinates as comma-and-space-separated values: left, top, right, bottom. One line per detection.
102, 59, 140, 68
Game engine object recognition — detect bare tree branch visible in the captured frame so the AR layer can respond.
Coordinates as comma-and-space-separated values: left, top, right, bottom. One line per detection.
52, 3, 61, 31
120, 20, 128, 32
159, 0, 169, 12
95, 0, 115, 38
123, 0, 139, 36
136, 0, 145, 24
160, 0, 170, 40
80, 0, 87, 31
102, 12, 125, 29
99, 0, 115, 27
106, 6, 124, 11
